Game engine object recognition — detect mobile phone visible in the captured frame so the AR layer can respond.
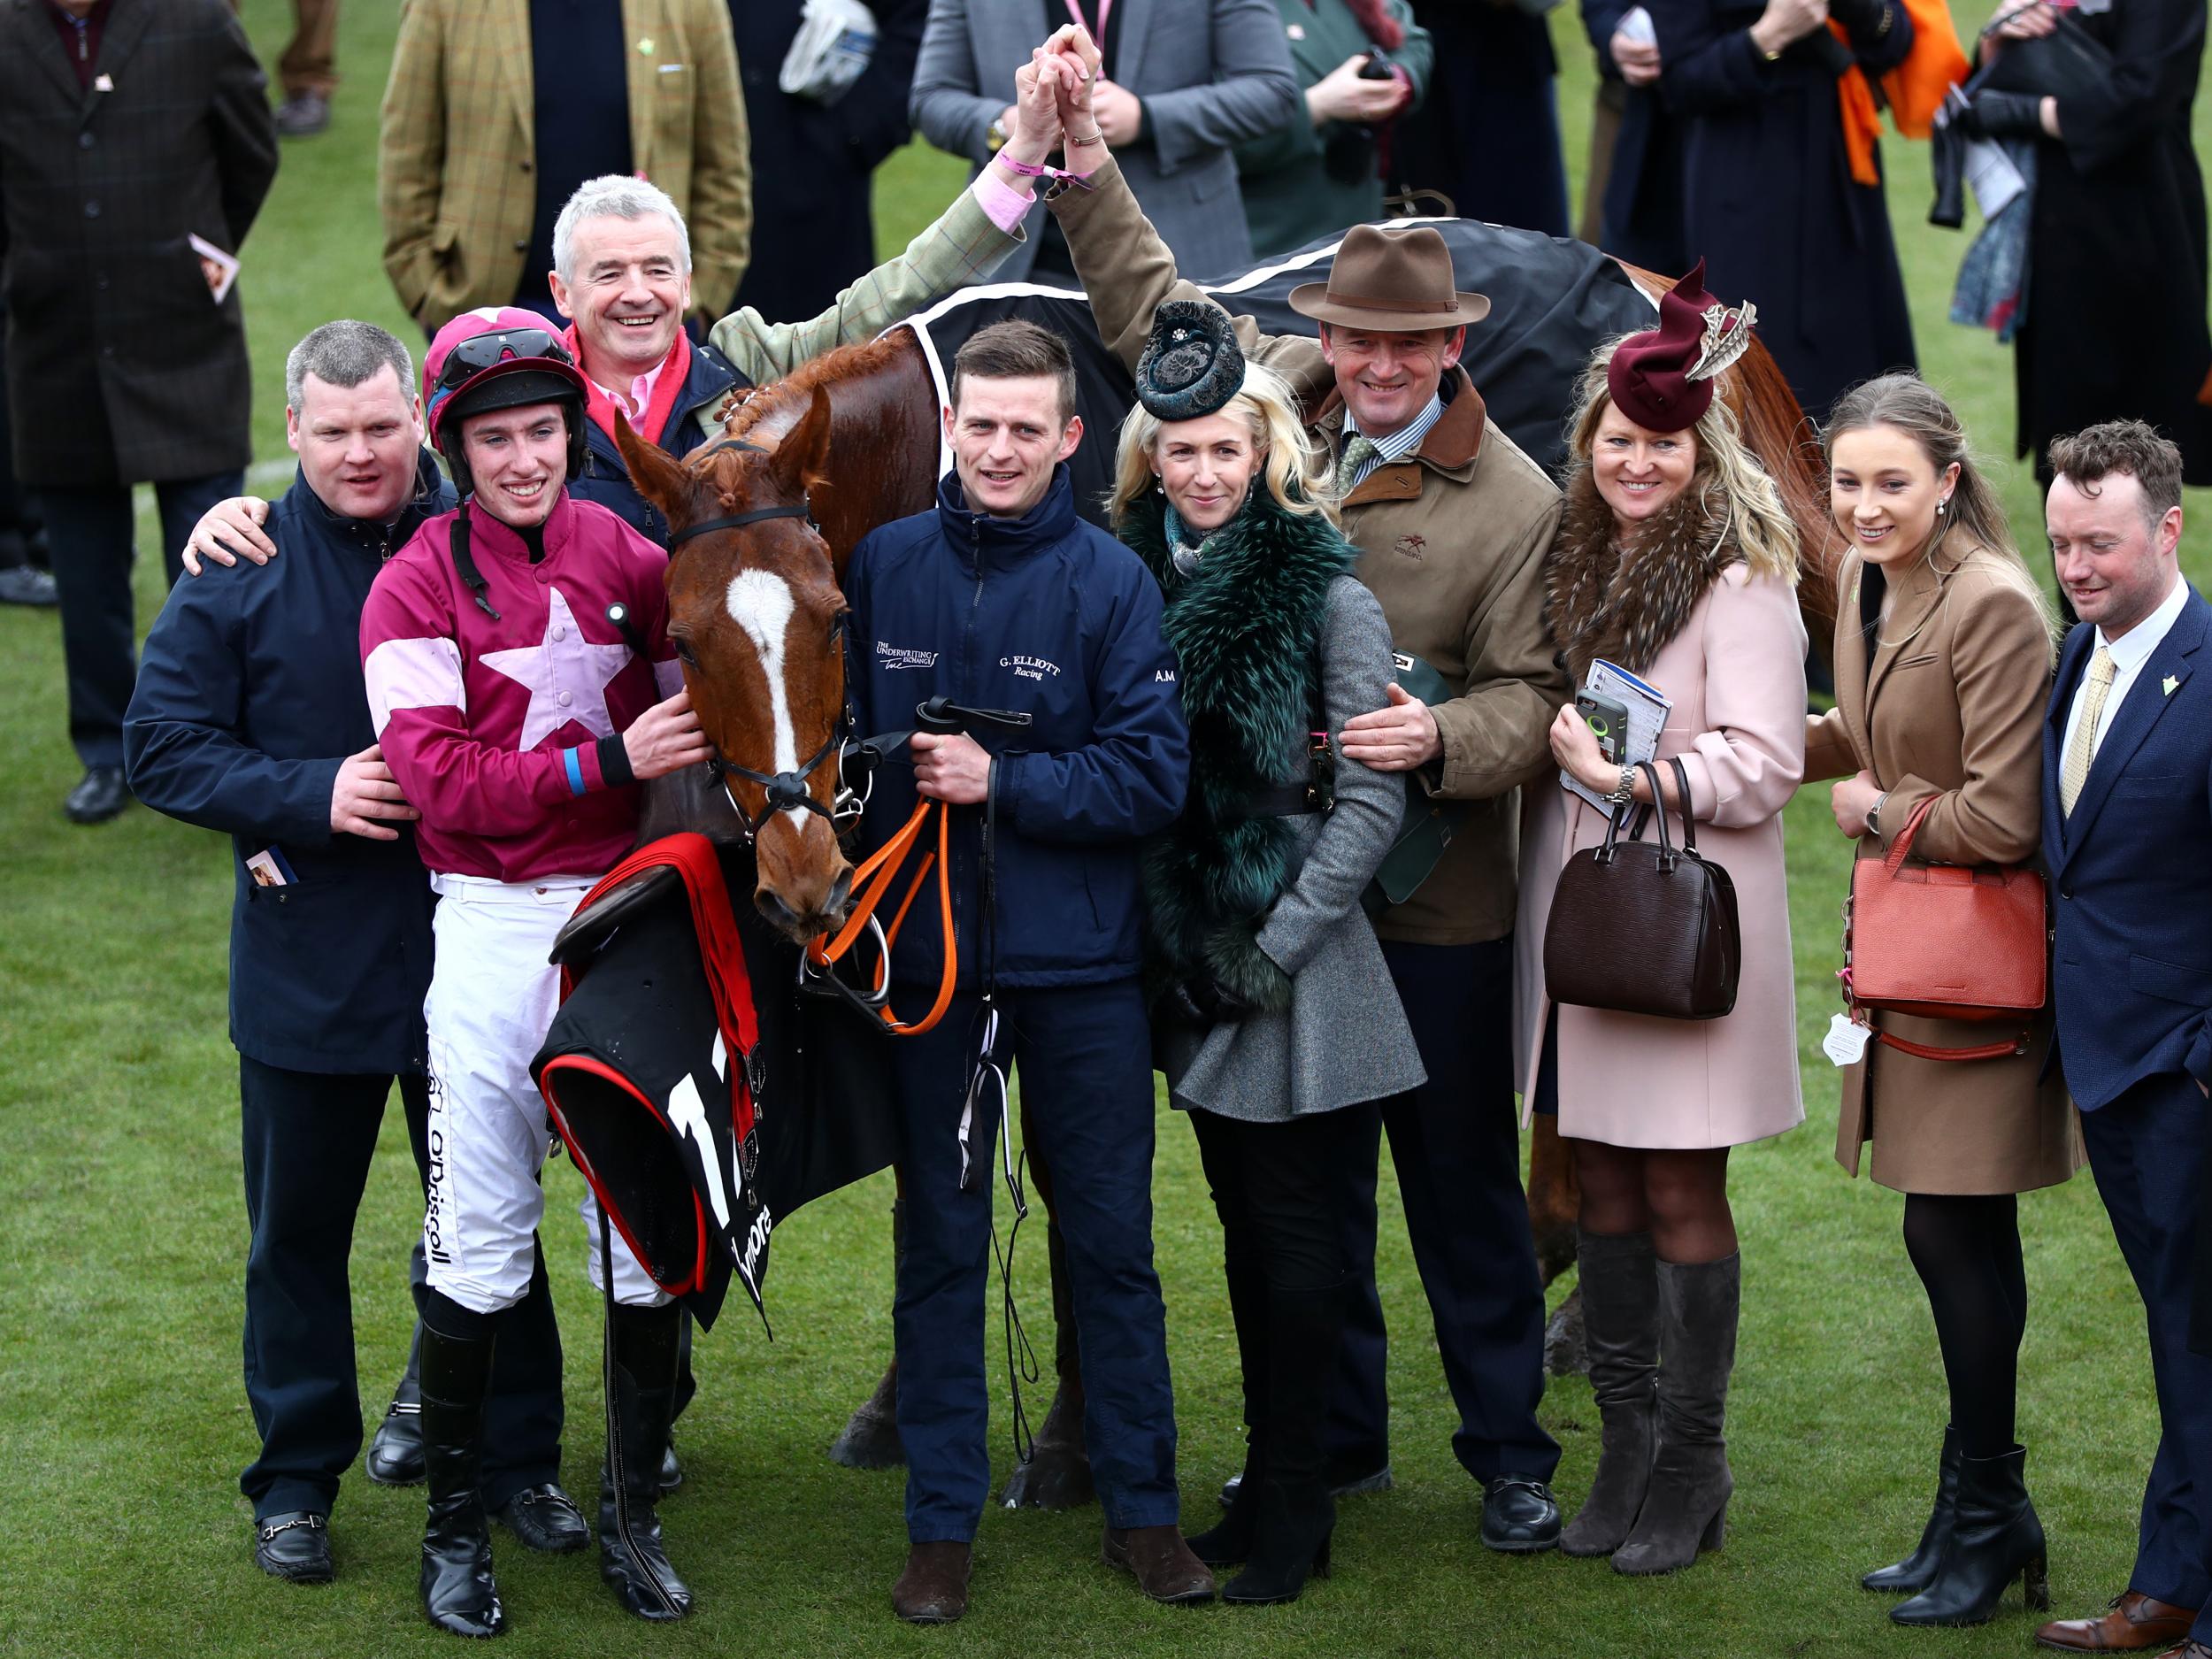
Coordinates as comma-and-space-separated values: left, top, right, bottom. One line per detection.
1575, 690, 1630, 765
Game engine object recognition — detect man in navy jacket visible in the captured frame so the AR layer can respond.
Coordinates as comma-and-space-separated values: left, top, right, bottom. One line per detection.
842, 321, 1197, 1623
2036, 420, 2212, 1658
124, 323, 575, 1586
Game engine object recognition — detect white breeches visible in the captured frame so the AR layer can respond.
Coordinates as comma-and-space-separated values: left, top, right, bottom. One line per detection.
422, 872, 669, 1316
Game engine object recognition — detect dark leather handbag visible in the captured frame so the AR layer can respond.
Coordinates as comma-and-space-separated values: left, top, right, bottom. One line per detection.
1841, 795, 2047, 1062
1544, 758, 1741, 1020
1970, 4, 2115, 105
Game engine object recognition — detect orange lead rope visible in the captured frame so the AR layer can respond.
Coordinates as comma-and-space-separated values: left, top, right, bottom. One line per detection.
805, 797, 959, 1036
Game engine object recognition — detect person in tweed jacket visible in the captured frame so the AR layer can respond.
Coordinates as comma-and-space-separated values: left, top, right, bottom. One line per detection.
376, 0, 751, 334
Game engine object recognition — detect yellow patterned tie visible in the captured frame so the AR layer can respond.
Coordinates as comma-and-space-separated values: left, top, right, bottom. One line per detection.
1334, 434, 1381, 496
2060, 644, 2116, 817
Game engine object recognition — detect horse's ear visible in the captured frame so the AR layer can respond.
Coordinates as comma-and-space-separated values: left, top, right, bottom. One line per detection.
614, 410, 698, 526
772, 386, 835, 505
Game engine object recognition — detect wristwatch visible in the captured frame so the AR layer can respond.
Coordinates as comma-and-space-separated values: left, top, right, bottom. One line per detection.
1866, 789, 1890, 837
986, 119, 1010, 154
1601, 764, 1637, 808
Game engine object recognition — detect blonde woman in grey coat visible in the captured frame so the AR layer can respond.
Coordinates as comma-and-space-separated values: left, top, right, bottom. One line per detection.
1111, 303, 1424, 1607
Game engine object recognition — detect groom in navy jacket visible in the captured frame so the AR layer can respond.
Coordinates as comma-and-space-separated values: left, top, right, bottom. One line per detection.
2037, 420, 2212, 1659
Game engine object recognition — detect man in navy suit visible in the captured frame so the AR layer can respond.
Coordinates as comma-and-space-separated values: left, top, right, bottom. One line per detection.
2036, 420, 2212, 1659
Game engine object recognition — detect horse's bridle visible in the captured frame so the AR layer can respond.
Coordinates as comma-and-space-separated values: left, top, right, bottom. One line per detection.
663, 436, 856, 847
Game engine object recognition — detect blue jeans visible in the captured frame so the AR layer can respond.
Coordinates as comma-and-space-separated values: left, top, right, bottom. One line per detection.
891, 978, 1179, 1543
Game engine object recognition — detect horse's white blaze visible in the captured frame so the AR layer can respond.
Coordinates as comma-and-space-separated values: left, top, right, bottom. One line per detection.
724, 568, 806, 825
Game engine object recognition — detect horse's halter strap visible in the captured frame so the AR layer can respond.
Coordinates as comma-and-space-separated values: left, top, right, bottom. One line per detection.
703, 612, 856, 846
662, 432, 846, 842
666, 503, 813, 548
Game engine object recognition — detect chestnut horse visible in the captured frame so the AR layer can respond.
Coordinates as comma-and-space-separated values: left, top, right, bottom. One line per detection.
621, 264, 1839, 1503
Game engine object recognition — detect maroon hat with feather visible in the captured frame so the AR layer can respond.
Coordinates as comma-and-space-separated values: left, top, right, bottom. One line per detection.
1604, 259, 1756, 434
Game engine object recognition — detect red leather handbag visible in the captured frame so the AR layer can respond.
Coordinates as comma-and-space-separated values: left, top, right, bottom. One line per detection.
1841, 795, 2047, 1062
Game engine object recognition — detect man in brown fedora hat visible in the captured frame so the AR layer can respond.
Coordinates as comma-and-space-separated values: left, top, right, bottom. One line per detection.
1031, 29, 1570, 1555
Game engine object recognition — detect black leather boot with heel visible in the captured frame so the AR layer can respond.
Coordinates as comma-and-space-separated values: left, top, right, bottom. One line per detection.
1863, 1427, 1961, 1594
599, 1301, 693, 1622
419, 1313, 503, 1639
1889, 1445, 2047, 1626
1223, 1282, 1346, 1606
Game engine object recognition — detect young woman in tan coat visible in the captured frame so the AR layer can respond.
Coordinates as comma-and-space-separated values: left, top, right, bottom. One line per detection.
1804, 374, 2080, 1631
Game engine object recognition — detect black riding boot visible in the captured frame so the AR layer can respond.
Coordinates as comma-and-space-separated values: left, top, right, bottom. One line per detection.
1889, 1446, 2047, 1627
419, 1317, 503, 1639
1560, 1230, 1659, 1557
1223, 1281, 1347, 1605
599, 1302, 693, 1621
1863, 1427, 1961, 1594
1188, 1232, 1273, 1568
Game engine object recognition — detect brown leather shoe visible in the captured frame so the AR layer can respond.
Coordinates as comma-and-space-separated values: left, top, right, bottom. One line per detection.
2036, 1593, 2200, 1652
1102, 1525, 1217, 1605
892, 1541, 972, 1624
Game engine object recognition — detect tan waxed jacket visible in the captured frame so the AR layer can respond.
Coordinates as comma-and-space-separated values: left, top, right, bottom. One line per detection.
378, 0, 751, 333
1050, 154, 1569, 946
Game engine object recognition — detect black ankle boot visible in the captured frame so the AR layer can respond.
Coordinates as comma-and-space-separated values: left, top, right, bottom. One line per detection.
1863, 1427, 1961, 1594
1188, 1443, 1264, 1568
1890, 1446, 2047, 1627
1190, 1232, 1272, 1569
599, 1302, 693, 1621
419, 1321, 503, 1639
1222, 1281, 1345, 1606
1221, 1479, 1334, 1604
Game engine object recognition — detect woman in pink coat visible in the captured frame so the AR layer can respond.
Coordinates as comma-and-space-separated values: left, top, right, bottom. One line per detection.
1513, 263, 1806, 1577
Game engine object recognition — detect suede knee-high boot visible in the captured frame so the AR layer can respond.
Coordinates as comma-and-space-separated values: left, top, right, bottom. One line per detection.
1611, 1254, 1738, 1577
1189, 1235, 1272, 1568
1223, 1281, 1347, 1605
1863, 1427, 1962, 1593
598, 1302, 693, 1621
419, 1314, 503, 1639
1561, 1230, 1659, 1558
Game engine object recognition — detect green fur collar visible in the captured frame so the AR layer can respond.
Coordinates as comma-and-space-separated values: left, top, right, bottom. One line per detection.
1122, 488, 1355, 995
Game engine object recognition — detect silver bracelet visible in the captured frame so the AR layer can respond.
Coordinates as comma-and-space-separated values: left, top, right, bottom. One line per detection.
1601, 764, 1637, 807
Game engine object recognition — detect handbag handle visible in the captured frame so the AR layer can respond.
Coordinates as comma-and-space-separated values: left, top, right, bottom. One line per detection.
1667, 756, 1700, 856
1880, 794, 1940, 874
1599, 761, 1676, 867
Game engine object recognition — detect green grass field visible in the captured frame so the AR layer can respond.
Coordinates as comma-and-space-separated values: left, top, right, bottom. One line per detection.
4, 4, 2209, 1655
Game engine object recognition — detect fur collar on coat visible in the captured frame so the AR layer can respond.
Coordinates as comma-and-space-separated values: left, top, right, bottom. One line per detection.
1544, 465, 1743, 685
1120, 486, 1354, 995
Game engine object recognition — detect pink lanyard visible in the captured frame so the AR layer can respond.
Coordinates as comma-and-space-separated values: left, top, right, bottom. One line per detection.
1063, 0, 1110, 56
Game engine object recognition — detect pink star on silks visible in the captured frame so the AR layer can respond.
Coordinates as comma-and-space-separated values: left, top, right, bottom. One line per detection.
481, 586, 632, 750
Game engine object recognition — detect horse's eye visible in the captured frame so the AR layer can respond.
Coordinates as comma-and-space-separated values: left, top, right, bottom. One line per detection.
672, 638, 698, 666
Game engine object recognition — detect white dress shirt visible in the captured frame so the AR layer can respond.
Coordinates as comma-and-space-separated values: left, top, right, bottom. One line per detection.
2060, 572, 2190, 767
